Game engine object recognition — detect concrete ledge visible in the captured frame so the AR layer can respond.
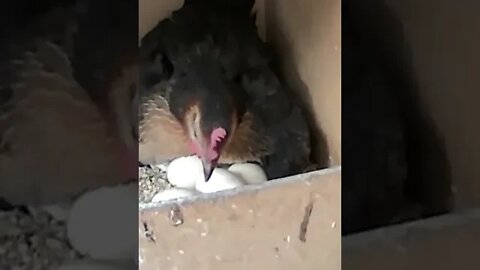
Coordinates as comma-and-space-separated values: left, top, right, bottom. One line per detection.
139, 167, 341, 270
343, 208, 480, 270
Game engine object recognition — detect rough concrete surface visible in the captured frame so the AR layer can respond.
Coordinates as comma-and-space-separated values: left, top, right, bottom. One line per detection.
139, 167, 341, 270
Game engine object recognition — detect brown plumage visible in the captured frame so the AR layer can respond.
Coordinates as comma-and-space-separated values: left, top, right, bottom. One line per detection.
0, 0, 137, 206
139, 83, 190, 164
139, 81, 272, 165
139, 0, 313, 180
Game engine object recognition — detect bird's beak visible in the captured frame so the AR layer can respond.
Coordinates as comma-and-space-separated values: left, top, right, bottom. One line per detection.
201, 158, 214, 182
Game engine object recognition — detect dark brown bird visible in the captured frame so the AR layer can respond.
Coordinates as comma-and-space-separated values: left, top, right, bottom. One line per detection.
0, 0, 138, 206
139, 0, 314, 180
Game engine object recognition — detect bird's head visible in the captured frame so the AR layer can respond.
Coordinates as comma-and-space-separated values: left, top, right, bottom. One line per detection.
167, 46, 245, 181
182, 104, 234, 181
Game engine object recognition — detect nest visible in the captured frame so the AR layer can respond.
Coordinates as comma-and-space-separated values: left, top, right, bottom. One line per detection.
0, 207, 81, 269
139, 163, 171, 203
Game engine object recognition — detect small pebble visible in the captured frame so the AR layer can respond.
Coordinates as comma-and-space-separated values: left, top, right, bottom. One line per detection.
0, 207, 81, 269
139, 164, 171, 203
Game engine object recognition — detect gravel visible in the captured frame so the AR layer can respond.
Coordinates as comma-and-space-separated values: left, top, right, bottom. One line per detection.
0, 207, 81, 270
1, 179, 148, 269
139, 163, 171, 204
0, 163, 166, 269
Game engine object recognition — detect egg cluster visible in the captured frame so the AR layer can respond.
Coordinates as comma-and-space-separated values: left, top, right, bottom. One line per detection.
151, 156, 268, 202
56, 156, 267, 269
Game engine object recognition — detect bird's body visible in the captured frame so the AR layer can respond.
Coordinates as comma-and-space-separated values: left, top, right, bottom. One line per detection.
140, 0, 314, 180
0, 0, 138, 206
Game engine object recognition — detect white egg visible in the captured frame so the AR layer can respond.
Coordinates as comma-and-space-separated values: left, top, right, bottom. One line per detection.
228, 163, 268, 184
151, 188, 196, 202
67, 183, 137, 262
195, 168, 246, 193
167, 156, 204, 188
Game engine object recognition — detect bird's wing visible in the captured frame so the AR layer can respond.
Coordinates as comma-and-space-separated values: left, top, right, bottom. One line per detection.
220, 110, 273, 164
0, 1, 137, 206
240, 67, 314, 178
262, 106, 314, 179
140, 19, 192, 165
0, 38, 128, 205
139, 82, 190, 164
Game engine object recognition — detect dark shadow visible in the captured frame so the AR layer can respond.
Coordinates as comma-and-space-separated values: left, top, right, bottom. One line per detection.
0, 0, 77, 38
263, 0, 331, 171
342, 0, 452, 235
272, 53, 331, 170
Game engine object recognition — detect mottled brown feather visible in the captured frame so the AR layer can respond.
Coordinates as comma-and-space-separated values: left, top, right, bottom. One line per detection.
0, 39, 130, 205
139, 84, 190, 164
220, 111, 273, 164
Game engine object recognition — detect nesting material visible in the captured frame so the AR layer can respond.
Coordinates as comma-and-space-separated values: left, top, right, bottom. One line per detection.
41, 203, 72, 222
139, 164, 171, 203
67, 183, 137, 262
0, 207, 80, 269
0, 183, 141, 269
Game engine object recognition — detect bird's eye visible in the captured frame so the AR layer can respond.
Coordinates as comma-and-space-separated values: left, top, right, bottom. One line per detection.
192, 114, 199, 138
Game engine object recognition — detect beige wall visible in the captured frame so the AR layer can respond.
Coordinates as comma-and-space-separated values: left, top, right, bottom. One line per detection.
139, 0, 183, 40
343, 1, 480, 268
383, 0, 480, 208
265, 0, 341, 165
